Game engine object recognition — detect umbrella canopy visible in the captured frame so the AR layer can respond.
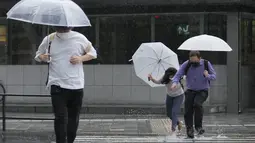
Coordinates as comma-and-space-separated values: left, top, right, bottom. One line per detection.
132, 42, 179, 87
7, 0, 91, 27
178, 34, 232, 52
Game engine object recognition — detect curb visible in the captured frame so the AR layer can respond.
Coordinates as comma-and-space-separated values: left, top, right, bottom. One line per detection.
0, 104, 227, 114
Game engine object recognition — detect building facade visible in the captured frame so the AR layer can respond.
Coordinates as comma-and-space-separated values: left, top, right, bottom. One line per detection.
0, 0, 254, 113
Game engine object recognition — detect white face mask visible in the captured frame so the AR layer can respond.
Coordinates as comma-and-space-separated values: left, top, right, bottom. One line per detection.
168, 75, 174, 80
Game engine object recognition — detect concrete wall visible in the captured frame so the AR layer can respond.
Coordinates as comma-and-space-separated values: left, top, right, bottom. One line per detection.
241, 66, 255, 109
0, 65, 227, 106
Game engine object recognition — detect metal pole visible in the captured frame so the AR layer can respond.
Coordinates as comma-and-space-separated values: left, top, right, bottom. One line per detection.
2, 95, 5, 131
1, 84, 6, 131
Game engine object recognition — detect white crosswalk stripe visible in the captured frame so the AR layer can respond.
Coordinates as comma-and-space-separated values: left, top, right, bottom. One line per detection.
2, 119, 255, 127
74, 136, 255, 142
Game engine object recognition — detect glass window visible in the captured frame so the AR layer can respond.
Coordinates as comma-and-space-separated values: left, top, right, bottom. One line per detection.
10, 21, 44, 65
154, 14, 227, 65
155, 14, 200, 64
99, 16, 151, 64
0, 7, 8, 65
0, 19, 7, 65
203, 14, 227, 65
7, 13, 228, 65
74, 17, 96, 45
241, 18, 255, 65
74, 17, 97, 64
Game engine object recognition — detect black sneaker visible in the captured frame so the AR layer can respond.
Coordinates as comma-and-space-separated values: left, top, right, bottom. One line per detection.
196, 128, 205, 135
187, 129, 194, 139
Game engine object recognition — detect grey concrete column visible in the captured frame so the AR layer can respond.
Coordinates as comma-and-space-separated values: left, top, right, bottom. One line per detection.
226, 12, 240, 113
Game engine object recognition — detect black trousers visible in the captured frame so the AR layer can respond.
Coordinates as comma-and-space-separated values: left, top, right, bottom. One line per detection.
51, 85, 84, 143
184, 89, 208, 132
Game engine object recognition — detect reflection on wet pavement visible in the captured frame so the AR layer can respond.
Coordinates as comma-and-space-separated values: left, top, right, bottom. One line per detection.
1, 114, 255, 142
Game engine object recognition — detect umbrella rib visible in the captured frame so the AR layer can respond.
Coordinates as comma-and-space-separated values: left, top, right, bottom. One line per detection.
149, 63, 167, 82
156, 64, 161, 79
61, 4, 69, 26
160, 63, 166, 71
135, 56, 158, 61
159, 46, 164, 60
161, 55, 175, 60
31, 5, 42, 23
151, 48, 160, 60
150, 63, 160, 75
155, 63, 167, 80
161, 60, 174, 67
137, 61, 158, 75
154, 63, 167, 79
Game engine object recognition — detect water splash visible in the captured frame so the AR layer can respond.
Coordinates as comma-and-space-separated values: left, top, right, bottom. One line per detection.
216, 135, 228, 139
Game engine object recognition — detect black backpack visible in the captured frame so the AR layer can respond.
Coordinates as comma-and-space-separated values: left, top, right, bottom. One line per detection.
184, 59, 209, 75
182, 59, 210, 85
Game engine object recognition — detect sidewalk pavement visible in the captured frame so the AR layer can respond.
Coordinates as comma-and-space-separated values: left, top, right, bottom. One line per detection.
0, 113, 255, 142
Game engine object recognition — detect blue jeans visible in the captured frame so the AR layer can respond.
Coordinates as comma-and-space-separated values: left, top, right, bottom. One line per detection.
166, 94, 184, 131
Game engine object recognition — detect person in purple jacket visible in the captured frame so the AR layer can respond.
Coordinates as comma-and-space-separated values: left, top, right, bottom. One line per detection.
171, 51, 216, 139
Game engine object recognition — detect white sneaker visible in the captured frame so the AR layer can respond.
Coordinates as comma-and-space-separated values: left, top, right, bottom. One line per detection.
177, 121, 183, 131
165, 131, 177, 140
171, 131, 177, 137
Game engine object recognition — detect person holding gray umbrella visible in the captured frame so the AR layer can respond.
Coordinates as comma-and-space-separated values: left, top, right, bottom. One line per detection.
35, 26, 97, 143
7, 0, 96, 143
171, 34, 231, 139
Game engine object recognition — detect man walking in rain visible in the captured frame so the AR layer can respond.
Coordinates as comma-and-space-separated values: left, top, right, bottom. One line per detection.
171, 51, 216, 138
35, 26, 97, 143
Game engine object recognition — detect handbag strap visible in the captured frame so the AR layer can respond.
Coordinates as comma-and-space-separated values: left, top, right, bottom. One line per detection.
45, 33, 56, 86
47, 33, 56, 54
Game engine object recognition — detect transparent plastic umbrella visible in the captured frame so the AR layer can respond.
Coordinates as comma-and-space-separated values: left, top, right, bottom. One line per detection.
7, 0, 91, 27
132, 42, 180, 87
178, 34, 232, 52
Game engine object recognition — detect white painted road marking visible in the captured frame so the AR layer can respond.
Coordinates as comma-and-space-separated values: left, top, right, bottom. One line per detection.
109, 128, 125, 131
2, 119, 255, 127
74, 135, 255, 142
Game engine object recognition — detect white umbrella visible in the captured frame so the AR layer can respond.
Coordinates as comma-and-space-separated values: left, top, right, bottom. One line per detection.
7, 0, 91, 27
132, 42, 179, 87
178, 34, 232, 52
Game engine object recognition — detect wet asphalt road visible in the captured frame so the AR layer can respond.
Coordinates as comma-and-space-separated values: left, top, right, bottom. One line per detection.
0, 113, 255, 142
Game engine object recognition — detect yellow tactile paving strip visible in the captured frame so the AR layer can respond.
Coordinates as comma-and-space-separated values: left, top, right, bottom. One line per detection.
149, 119, 172, 135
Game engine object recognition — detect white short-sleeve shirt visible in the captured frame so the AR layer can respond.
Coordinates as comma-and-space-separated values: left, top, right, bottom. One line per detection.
35, 31, 97, 89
